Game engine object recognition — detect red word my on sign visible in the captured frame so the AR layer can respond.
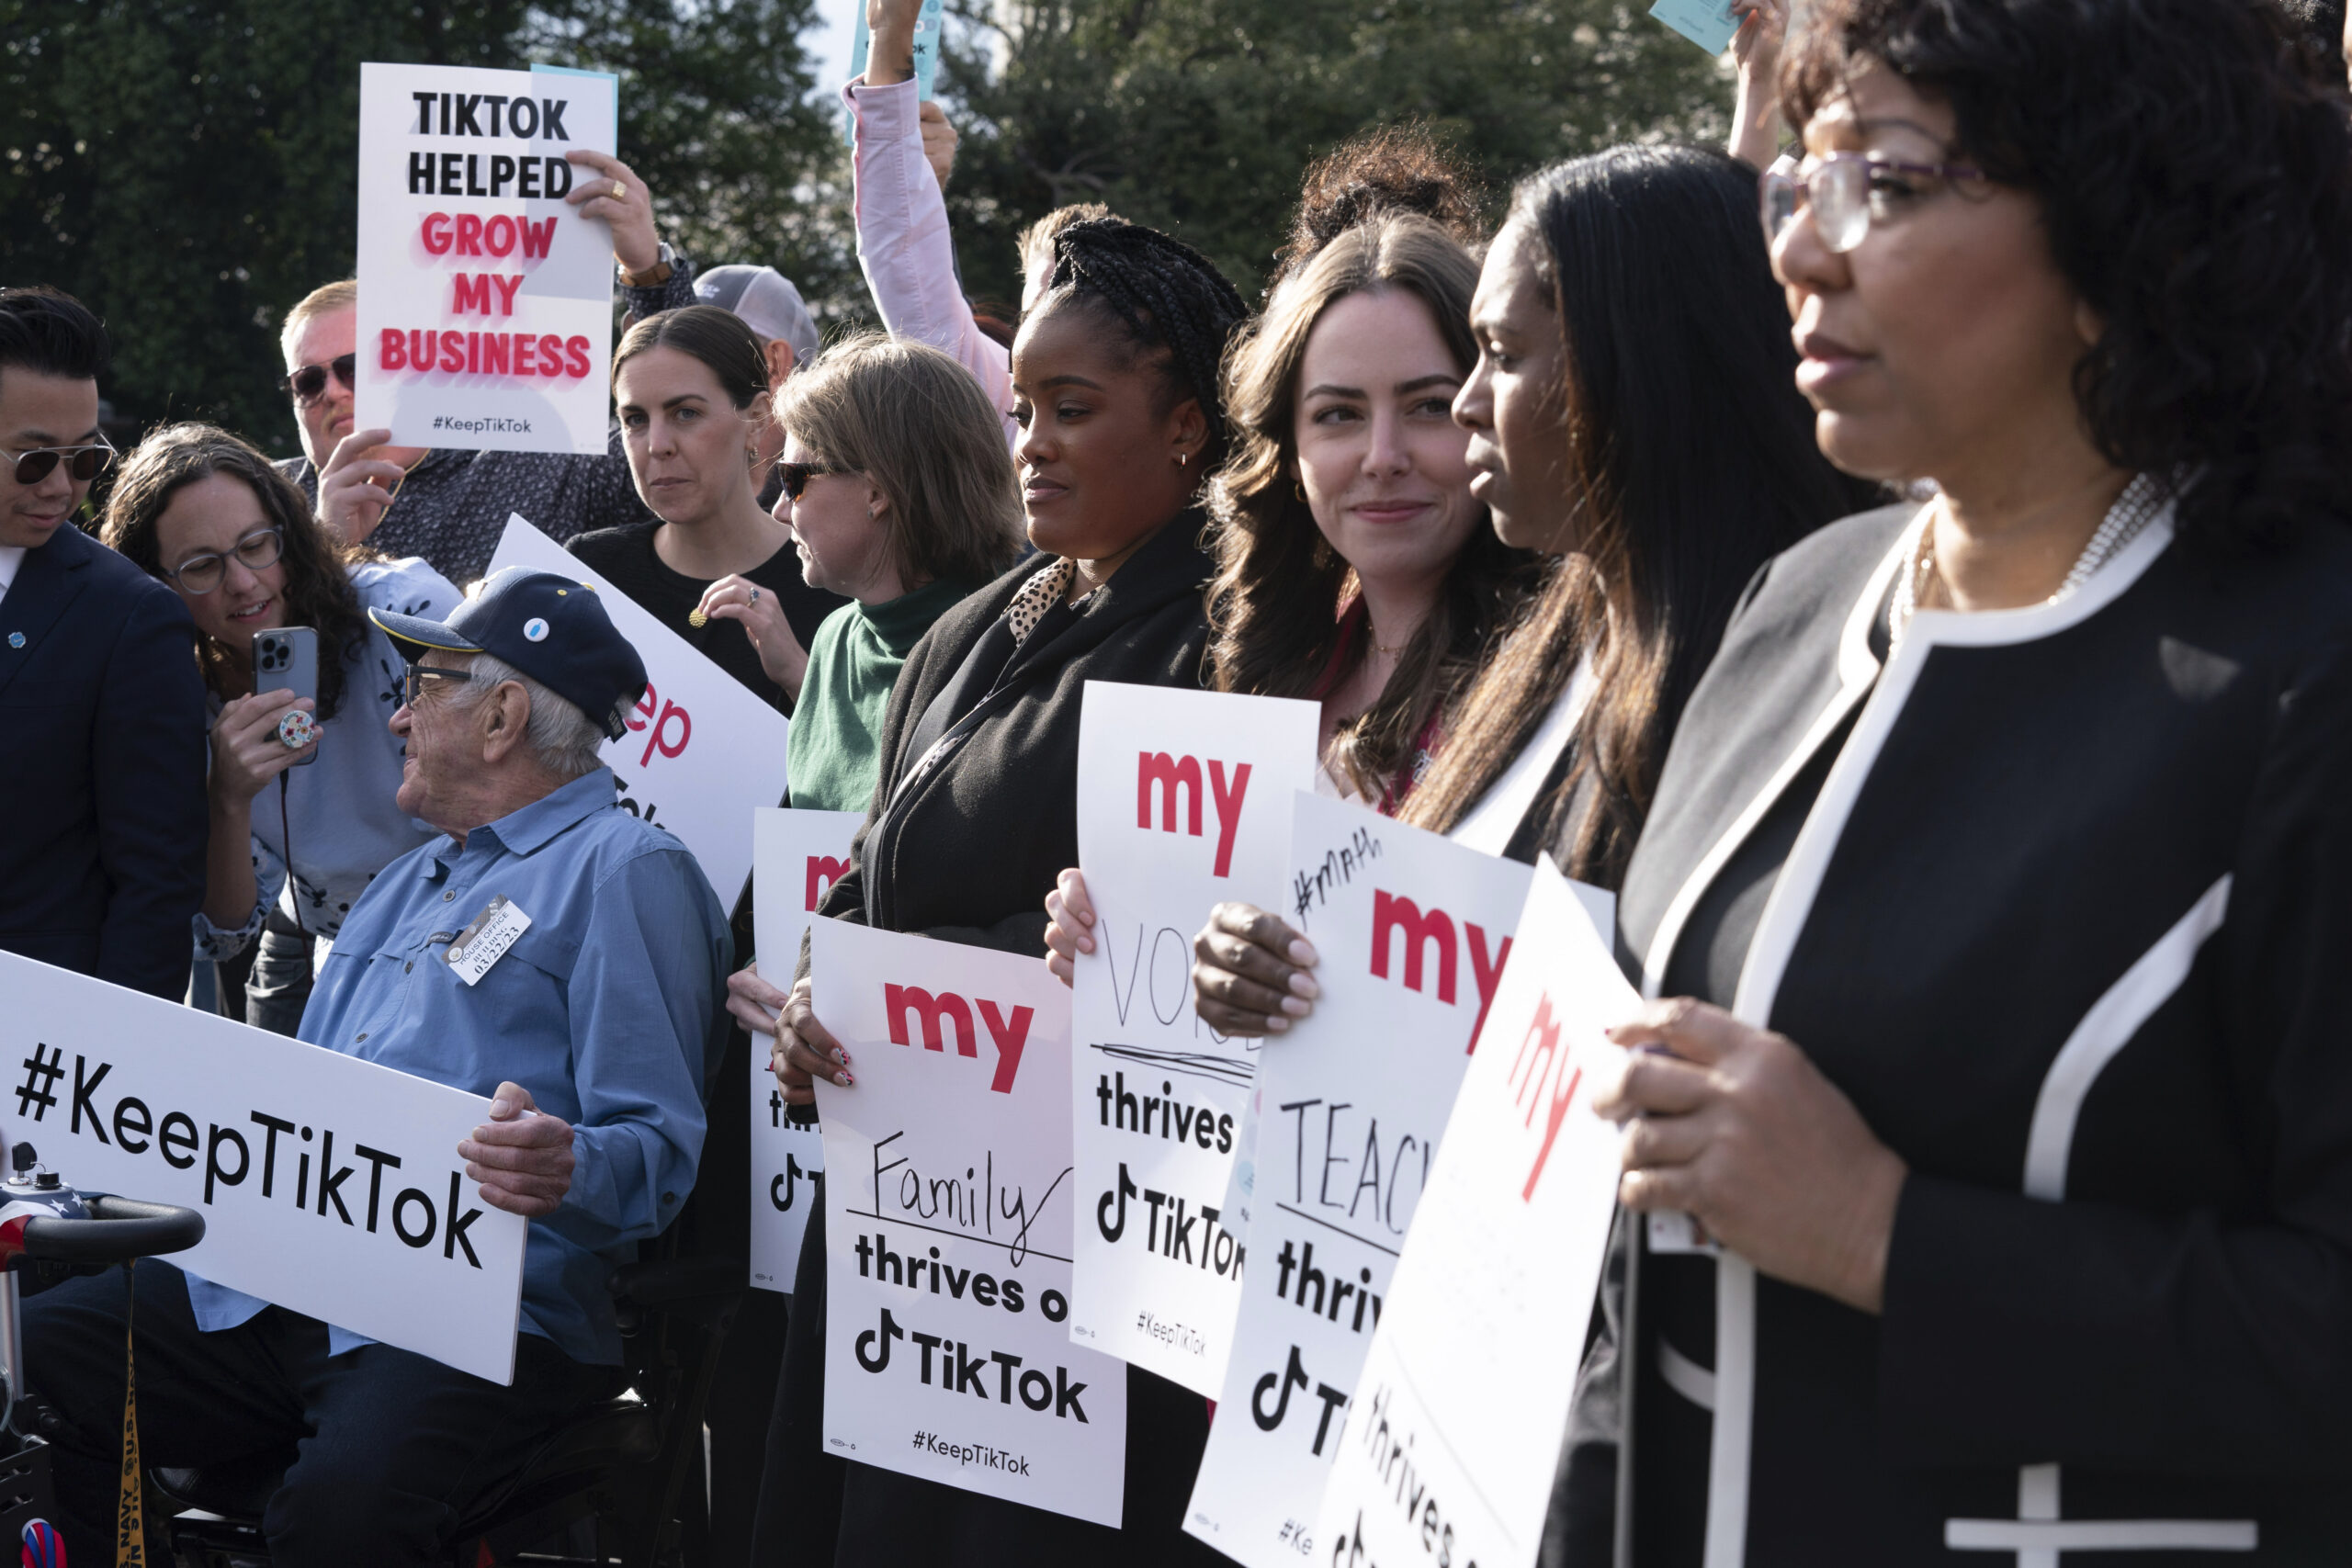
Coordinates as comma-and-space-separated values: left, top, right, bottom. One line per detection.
882, 985, 1035, 1095
805, 855, 851, 913
1507, 992, 1584, 1201
1369, 890, 1512, 1045
1136, 751, 1253, 877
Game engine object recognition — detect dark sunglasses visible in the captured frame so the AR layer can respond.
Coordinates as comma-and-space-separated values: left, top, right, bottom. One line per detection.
281, 354, 358, 406
9, 439, 115, 487
778, 460, 850, 502
403, 664, 475, 708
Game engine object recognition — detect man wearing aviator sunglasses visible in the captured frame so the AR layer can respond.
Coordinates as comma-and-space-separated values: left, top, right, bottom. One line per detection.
0, 285, 209, 1002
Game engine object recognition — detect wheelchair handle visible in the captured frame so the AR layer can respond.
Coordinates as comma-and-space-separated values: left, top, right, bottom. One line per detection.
18, 1195, 205, 1265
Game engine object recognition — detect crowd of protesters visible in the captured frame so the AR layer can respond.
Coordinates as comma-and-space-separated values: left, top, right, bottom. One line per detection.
6, 0, 2352, 1562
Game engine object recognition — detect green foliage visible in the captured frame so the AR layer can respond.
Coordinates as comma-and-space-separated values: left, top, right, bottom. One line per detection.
938, 0, 1734, 307
0, 0, 848, 457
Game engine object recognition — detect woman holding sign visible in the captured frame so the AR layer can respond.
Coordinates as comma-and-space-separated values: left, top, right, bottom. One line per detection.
736, 218, 1249, 1565
101, 423, 461, 1034
1589, 2, 2352, 1562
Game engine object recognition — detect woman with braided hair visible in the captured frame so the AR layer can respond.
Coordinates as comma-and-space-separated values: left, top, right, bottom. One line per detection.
733, 216, 1248, 1564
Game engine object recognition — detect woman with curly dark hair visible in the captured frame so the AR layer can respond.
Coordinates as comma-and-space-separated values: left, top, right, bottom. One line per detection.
102, 423, 459, 1032
1562, 0, 2352, 1562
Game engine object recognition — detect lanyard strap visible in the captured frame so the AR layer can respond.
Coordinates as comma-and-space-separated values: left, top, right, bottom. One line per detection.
112, 1259, 144, 1567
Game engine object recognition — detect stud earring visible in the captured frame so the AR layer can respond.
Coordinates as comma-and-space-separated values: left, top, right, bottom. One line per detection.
1294, 479, 1306, 502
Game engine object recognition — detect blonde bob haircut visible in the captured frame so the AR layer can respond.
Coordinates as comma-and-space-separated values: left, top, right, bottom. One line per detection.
777, 333, 1025, 589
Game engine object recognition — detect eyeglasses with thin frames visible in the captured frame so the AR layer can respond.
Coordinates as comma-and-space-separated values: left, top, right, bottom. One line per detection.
281, 354, 358, 406
403, 664, 474, 708
1759, 152, 1984, 254
165, 527, 285, 595
8, 438, 116, 487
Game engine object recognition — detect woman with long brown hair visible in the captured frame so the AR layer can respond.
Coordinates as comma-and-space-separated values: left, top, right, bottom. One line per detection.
1187, 143, 1876, 1032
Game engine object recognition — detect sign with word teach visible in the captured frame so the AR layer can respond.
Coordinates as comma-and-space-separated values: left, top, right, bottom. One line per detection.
356, 62, 617, 453
810, 920, 1125, 1525
1067, 682, 1319, 1397
0, 953, 528, 1382
1314, 858, 1634, 1568
485, 514, 792, 904
1186, 794, 1591, 1563
747, 807, 861, 1293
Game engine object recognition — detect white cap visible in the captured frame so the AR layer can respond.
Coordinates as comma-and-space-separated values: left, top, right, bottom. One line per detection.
694, 265, 820, 374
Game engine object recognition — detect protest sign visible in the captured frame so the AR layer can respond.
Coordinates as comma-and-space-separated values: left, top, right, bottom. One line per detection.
810, 920, 1126, 1524
1186, 795, 1596, 1564
747, 807, 862, 1293
355, 62, 618, 453
1313, 858, 1635, 1568
0, 952, 528, 1383
1067, 682, 1319, 1397
486, 514, 792, 903
1650, 0, 1740, 53
843, 0, 944, 142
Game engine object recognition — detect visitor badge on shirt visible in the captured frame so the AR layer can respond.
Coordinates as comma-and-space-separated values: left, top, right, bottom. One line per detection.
447, 895, 532, 987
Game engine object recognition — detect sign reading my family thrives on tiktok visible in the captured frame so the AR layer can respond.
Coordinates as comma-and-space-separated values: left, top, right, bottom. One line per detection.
1188, 795, 1567, 1565
355, 62, 617, 454
1315, 858, 1634, 1568
485, 514, 793, 905
809, 919, 1127, 1525
747, 807, 860, 1295
1067, 682, 1320, 1398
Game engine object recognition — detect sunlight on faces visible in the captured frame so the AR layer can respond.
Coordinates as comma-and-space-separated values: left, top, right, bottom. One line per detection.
1775, 67, 2091, 489
0, 369, 100, 551
153, 473, 288, 646
1455, 221, 1578, 554
777, 431, 893, 600
286, 308, 357, 468
1294, 288, 1480, 594
616, 344, 770, 530
1011, 299, 1204, 565
390, 652, 482, 831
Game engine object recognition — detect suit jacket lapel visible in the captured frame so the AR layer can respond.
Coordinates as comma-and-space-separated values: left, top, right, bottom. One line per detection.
0, 525, 96, 705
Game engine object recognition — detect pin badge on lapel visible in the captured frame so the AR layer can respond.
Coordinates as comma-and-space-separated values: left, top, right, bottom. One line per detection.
6, 633, 22, 649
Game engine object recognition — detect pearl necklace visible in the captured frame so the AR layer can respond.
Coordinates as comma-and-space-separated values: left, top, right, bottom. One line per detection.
1887, 472, 2168, 655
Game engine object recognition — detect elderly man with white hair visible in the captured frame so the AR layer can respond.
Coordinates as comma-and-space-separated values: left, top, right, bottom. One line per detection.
23, 567, 730, 1567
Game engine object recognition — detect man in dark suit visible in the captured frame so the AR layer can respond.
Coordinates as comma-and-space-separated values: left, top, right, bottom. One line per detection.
0, 287, 207, 998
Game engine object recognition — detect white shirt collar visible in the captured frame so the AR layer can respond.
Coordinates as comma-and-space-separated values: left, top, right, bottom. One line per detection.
0, 545, 26, 606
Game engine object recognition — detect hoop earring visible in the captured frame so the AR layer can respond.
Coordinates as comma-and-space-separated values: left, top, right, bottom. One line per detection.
1294, 479, 1306, 502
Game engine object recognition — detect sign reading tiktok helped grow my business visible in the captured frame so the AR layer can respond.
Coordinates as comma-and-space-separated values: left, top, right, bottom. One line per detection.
747, 807, 861, 1293
1067, 682, 1319, 1397
1187, 795, 1594, 1564
356, 62, 617, 452
1315, 859, 1634, 1568
810, 920, 1126, 1524
0, 953, 528, 1383
485, 514, 792, 904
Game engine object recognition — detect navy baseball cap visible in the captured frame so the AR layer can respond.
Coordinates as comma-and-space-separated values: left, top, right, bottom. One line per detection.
370, 568, 648, 741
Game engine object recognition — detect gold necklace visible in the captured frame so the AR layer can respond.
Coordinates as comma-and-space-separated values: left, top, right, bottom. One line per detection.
377, 450, 429, 520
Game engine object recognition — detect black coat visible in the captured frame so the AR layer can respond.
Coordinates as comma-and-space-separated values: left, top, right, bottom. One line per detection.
0, 523, 208, 998
1555, 501, 2352, 1565
764, 513, 1227, 1568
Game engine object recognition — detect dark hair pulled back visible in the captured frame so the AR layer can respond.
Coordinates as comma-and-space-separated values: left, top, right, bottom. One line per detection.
613, 304, 774, 411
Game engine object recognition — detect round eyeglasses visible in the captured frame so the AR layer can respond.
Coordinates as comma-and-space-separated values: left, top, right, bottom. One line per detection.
1759, 152, 1984, 254
166, 527, 284, 595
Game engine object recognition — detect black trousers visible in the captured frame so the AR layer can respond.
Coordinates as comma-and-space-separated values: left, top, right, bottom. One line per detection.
24, 1260, 620, 1567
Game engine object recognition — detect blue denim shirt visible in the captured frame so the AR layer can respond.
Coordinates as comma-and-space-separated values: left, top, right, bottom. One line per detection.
184, 768, 731, 1366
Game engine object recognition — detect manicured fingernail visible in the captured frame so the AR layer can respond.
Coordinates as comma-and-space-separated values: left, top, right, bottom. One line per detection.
1288, 972, 1319, 999
837, 1050, 852, 1066
1281, 995, 1310, 1017
1287, 939, 1318, 966
1262, 1015, 1289, 1032
835, 1071, 854, 1087
1078, 936, 1093, 953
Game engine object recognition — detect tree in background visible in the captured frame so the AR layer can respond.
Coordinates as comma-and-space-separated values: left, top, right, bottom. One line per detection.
0, 0, 851, 457
937, 0, 1733, 307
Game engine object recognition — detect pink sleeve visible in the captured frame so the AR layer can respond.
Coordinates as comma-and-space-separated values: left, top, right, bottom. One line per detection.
846, 78, 1020, 449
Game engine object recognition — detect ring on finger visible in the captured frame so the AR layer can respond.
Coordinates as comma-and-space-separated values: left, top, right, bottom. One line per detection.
612, 179, 627, 199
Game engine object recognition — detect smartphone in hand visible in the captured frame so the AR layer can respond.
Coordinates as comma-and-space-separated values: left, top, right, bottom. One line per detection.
253, 626, 321, 767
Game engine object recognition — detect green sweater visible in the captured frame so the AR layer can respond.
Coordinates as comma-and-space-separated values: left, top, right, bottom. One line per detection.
786, 578, 976, 812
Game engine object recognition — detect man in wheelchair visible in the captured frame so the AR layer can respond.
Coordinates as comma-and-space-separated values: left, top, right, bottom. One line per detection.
24, 570, 732, 1565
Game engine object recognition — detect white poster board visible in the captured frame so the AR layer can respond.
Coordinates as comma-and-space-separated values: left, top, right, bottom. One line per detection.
485, 514, 792, 903
0, 953, 528, 1383
810, 920, 1127, 1524
356, 62, 618, 454
1067, 682, 1319, 1397
1314, 858, 1635, 1568
747, 807, 862, 1292
1187, 795, 1600, 1563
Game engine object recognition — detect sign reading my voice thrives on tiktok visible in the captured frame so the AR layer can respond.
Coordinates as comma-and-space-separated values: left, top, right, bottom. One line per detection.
355, 62, 617, 453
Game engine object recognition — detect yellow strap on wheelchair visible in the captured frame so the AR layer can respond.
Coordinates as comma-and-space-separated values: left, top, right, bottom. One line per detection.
114, 1258, 144, 1568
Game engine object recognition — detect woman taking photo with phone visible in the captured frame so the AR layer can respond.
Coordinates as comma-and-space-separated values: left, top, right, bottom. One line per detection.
102, 423, 461, 1033
571, 304, 844, 712
733, 216, 1249, 1566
